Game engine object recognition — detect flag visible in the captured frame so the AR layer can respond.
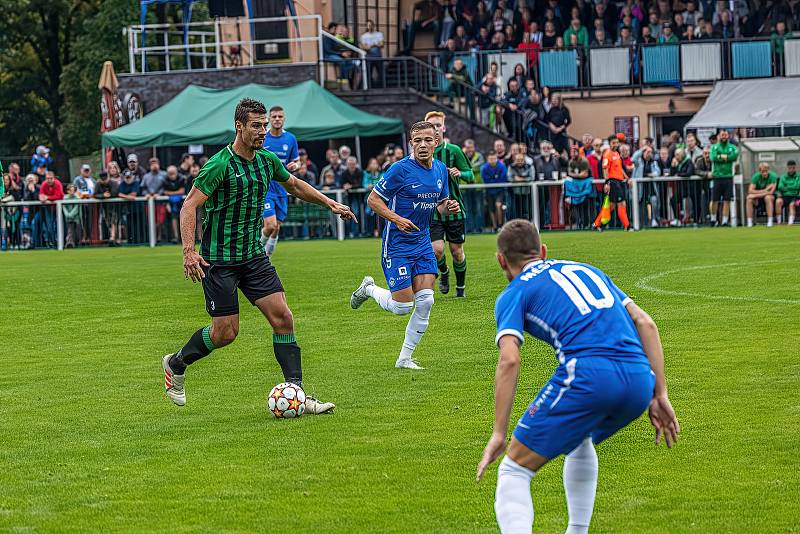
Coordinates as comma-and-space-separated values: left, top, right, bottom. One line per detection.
599, 195, 612, 225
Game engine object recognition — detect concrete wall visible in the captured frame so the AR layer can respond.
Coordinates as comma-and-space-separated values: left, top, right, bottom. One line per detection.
338, 89, 504, 152
564, 92, 710, 141
117, 63, 318, 113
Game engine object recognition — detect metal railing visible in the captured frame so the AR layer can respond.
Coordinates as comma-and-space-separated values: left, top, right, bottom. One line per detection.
0, 175, 759, 253
127, 15, 323, 75
321, 30, 368, 91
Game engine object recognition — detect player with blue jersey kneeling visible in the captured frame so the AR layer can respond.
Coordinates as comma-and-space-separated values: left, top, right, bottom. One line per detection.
477, 219, 680, 534
350, 121, 460, 369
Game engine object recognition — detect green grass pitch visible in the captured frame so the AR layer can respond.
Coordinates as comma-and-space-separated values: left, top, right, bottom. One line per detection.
1, 227, 798, 533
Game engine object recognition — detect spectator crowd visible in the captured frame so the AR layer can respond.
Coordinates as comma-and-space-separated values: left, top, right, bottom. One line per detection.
3, 126, 798, 250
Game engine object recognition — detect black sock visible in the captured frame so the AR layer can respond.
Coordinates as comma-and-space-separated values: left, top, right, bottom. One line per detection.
170, 326, 215, 374
437, 256, 448, 274
454, 257, 467, 288
273, 333, 302, 388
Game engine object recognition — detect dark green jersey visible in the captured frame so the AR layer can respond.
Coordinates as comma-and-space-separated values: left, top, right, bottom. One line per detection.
194, 145, 290, 264
433, 142, 473, 222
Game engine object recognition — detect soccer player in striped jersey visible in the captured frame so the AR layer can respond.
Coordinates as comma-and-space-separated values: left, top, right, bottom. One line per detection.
350, 121, 461, 369
162, 98, 357, 413
424, 111, 474, 298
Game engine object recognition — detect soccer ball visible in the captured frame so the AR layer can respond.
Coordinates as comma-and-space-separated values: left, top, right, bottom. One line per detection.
267, 382, 306, 418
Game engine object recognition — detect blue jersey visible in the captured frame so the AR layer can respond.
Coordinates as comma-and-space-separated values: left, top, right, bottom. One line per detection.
262, 130, 299, 198
374, 156, 449, 259
495, 260, 649, 366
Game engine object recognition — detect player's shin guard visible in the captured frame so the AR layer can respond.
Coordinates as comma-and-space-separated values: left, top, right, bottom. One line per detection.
436, 255, 448, 274
563, 438, 598, 534
617, 205, 630, 229
399, 289, 434, 360
170, 326, 215, 374
366, 284, 414, 315
273, 333, 302, 387
495, 455, 536, 534
454, 257, 467, 289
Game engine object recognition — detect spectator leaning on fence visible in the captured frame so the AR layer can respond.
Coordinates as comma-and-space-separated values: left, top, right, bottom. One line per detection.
776, 160, 799, 225
164, 165, 186, 243
73, 164, 95, 197
746, 162, 777, 227
462, 139, 485, 177
125, 154, 145, 181
481, 150, 508, 231
63, 184, 81, 248
710, 129, 738, 227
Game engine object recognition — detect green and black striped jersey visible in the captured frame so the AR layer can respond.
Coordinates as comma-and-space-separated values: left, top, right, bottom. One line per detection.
194, 145, 290, 264
433, 142, 474, 222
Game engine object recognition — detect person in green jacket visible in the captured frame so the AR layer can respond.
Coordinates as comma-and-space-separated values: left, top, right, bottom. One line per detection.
709, 129, 739, 226
563, 18, 589, 49
62, 183, 83, 248
776, 160, 799, 225
746, 162, 777, 227
425, 111, 474, 298
771, 21, 793, 56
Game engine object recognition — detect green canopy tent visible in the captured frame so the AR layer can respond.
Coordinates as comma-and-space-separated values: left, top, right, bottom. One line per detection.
102, 80, 404, 160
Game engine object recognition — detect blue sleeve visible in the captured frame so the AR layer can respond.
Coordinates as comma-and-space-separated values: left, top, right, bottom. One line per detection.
289, 136, 299, 162
374, 161, 403, 201
494, 286, 526, 346
480, 164, 490, 183
601, 271, 631, 306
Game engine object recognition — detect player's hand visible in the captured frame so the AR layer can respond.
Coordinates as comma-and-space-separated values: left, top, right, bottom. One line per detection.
286, 161, 299, 172
331, 202, 358, 223
448, 167, 461, 178
476, 432, 507, 481
649, 394, 680, 448
445, 199, 461, 214
394, 216, 419, 233
603, 182, 611, 194
183, 249, 209, 283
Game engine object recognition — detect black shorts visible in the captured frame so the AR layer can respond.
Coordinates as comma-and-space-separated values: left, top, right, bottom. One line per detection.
778, 195, 798, 204
711, 179, 733, 201
202, 255, 284, 317
606, 180, 628, 203
430, 219, 466, 244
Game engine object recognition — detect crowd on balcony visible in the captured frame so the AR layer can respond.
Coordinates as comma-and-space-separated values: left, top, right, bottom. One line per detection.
402, 0, 797, 55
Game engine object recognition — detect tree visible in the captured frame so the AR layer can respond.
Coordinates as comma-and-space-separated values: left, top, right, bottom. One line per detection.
0, 0, 102, 174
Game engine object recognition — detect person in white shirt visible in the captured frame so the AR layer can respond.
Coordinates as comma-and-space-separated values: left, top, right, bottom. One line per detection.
360, 19, 385, 86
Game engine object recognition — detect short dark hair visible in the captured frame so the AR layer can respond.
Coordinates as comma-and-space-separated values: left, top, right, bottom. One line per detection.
497, 219, 542, 266
409, 120, 435, 138
788, 160, 797, 166
235, 98, 267, 125
269, 105, 284, 114
608, 134, 618, 142
487, 150, 497, 157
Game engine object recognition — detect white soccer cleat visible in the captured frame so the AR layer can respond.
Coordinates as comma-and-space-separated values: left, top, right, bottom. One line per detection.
395, 357, 425, 370
304, 396, 335, 415
162, 354, 186, 406
350, 275, 374, 309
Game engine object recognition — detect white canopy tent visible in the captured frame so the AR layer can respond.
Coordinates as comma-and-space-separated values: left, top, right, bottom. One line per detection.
686, 78, 800, 134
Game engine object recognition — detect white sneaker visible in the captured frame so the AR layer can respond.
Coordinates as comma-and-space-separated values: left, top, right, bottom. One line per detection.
350, 275, 374, 309
747, 221, 754, 228
767, 220, 774, 227
162, 354, 186, 406
650, 219, 659, 228
304, 395, 335, 415
395, 357, 425, 370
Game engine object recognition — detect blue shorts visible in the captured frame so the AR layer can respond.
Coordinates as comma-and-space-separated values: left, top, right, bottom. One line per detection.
513, 357, 655, 459
382, 250, 438, 292
263, 194, 288, 222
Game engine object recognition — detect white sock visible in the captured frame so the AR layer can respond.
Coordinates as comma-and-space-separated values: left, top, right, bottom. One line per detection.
563, 438, 598, 534
399, 289, 434, 360
495, 455, 536, 534
767, 217, 774, 226
777, 214, 783, 224
747, 217, 753, 226
789, 216, 795, 224
265, 236, 278, 256
366, 284, 413, 316
722, 216, 729, 225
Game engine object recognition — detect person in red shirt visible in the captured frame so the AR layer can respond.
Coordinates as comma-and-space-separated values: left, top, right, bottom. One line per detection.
517, 32, 541, 72
38, 171, 64, 248
593, 134, 632, 231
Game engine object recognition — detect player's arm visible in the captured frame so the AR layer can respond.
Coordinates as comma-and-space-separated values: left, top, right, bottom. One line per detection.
436, 197, 461, 216
625, 300, 680, 448
452, 146, 474, 182
477, 335, 521, 481
367, 189, 418, 232
282, 174, 357, 222
180, 186, 210, 283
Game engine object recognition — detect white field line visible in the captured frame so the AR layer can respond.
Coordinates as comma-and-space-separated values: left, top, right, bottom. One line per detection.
635, 261, 800, 305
